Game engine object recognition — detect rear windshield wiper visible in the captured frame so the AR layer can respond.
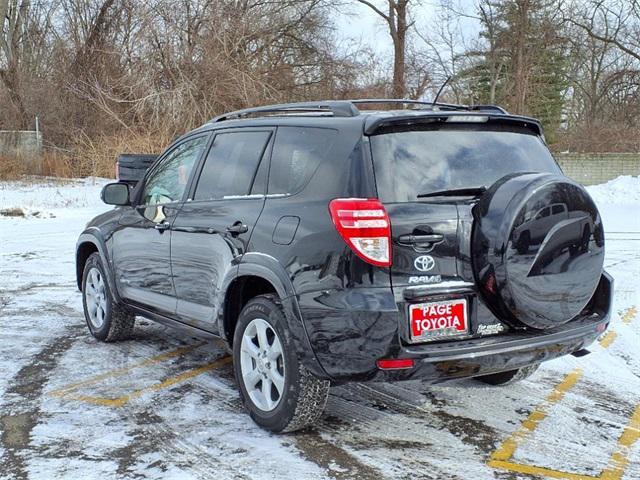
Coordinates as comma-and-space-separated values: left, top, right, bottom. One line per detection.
417, 186, 487, 198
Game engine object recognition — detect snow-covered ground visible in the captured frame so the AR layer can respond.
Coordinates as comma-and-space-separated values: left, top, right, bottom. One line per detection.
0, 176, 638, 480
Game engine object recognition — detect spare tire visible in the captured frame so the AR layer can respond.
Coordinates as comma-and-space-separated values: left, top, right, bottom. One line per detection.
472, 173, 604, 330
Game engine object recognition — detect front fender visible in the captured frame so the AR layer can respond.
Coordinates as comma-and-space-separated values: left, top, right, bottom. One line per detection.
76, 229, 121, 303
225, 252, 330, 380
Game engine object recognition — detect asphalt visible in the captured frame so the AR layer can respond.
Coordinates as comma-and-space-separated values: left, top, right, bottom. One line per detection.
0, 207, 638, 480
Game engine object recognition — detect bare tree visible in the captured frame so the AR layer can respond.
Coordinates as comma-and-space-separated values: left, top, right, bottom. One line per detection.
354, 0, 413, 97
567, 0, 640, 61
0, 0, 30, 127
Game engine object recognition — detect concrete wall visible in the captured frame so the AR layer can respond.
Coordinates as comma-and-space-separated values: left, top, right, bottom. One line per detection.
555, 153, 640, 185
0, 130, 43, 172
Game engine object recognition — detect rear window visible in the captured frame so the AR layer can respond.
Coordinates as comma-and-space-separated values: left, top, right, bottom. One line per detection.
268, 127, 337, 195
370, 124, 561, 203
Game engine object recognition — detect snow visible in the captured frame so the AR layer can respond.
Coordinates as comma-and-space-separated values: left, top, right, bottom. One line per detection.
0, 177, 108, 211
0, 175, 639, 479
586, 175, 640, 205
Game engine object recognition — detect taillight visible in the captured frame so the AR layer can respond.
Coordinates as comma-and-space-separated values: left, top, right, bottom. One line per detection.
115, 160, 119, 180
328, 198, 392, 267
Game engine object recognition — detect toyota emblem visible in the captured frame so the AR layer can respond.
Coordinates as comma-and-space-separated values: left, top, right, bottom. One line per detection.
414, 255, 435, 272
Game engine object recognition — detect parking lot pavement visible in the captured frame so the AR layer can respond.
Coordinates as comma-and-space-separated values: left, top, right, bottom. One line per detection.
1, 181, 639, 479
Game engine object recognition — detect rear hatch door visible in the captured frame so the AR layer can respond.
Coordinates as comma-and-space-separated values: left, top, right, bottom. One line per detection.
368, 118, 563, 341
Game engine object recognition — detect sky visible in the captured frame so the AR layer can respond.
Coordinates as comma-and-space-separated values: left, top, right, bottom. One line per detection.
334, 0, 480, 56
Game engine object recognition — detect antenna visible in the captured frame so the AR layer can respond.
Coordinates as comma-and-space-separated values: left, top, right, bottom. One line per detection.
432, 76, 452, 107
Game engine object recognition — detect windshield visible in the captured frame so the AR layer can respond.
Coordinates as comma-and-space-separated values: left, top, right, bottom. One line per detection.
370, 124, 561, 203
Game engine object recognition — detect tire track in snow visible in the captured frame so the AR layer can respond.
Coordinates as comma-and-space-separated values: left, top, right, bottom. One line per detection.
0, 324, 84, 480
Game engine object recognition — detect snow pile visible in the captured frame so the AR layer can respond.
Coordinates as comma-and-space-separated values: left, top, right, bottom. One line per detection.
0, 177, 109, 214
586, 175, 640, 206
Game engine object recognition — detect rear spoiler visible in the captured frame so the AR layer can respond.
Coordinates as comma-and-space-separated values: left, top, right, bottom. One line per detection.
116, 154, 158, 185
363, 112, 544, 137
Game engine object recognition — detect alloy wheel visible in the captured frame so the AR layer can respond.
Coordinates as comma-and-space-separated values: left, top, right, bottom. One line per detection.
239, 318, 286, 412
85, 267, 107, 329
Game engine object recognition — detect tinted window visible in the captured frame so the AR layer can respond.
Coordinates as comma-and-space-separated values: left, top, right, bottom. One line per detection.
194, 131, 271, 200
536, 207, 550, 219
552, 204, 565, 214
370, 124, 561, 203
269, 127, 338, 195
142, 135, 208, 206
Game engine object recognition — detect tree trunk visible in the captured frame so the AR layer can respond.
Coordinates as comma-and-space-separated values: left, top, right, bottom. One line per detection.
391, 0, 407, 98
0, 66, 28, 129
392, 30, 405, 98
512, 0, 530, 113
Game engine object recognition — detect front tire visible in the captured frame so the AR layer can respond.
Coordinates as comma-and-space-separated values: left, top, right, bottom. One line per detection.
474, 363, 540, 386
233, 294, 330, 433
81, 253, 135, 342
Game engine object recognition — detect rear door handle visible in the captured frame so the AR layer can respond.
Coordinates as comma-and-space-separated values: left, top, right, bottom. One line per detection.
226, 223, 249, 235
397, 234, 444, 245
154, 222, 170, 231
172, 226, 217, 234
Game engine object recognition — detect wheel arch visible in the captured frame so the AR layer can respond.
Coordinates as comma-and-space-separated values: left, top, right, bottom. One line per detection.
220, 253, 329, 380
76, 231, 121, 302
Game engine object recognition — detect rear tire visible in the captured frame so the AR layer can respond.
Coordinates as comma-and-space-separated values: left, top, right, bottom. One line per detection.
233, 294, 330, 433
81, 253, 135, 342
474, 363, 540, 386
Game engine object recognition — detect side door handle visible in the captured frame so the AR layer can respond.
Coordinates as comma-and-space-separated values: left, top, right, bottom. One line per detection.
226, 222, 249, 235
154, 222, 170, 231
172, 226, 218, 234
397, 233, 444, 246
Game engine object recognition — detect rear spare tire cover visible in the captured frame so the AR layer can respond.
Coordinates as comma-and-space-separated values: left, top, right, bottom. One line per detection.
472, 173, 604, 330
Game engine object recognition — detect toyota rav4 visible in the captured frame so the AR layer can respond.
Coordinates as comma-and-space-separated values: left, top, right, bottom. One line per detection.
76, 99, 612, 432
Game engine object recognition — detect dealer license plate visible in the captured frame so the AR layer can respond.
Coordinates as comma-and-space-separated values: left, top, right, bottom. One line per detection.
409, 298, 468, 342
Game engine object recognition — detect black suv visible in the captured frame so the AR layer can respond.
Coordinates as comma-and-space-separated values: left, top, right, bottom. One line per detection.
76, 99, 612, 432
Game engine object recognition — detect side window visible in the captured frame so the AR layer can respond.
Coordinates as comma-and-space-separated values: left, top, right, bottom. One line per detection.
268, 127, 338, 195
142, 136, 208, 206
552, 204, 564, 215
194, 131, 271, 201
536, 207, 550, 219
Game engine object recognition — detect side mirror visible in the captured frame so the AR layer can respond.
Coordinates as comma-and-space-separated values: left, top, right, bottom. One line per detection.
101, 182, 130, 206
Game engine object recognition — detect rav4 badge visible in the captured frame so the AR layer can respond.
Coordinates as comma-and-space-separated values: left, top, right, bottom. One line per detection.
408, 275, 442, 284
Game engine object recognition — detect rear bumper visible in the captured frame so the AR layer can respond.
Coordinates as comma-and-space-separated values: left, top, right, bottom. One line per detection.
297, 272, 613, 383
371, 316, 605, 383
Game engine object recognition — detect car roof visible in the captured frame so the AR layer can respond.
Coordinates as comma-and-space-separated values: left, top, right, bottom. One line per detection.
188, 99, 544, 137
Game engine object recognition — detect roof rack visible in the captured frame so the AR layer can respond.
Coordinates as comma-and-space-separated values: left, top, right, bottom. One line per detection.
351, 99, 509, 114
349, 98, 468, 111
468, 104, 509, 114
207, 99, 508, 123
209, 101, 360, 123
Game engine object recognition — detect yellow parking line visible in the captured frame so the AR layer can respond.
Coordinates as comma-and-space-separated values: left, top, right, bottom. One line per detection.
599, 331, 617, 349
489, 368, 640, 480
600, 403, 640, 480
489, 368, 583, 462
488, 460, 599, 480
620, 306, 637, 325
49, 342, 206, 397
64, 356, 232, 407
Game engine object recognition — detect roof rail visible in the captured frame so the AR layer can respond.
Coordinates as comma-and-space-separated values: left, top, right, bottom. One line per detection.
208, 101, 360, 123
350, 98, 466, 110
469, 104, 509, 114
207, 99, 509, 123
351, 98, 508, 113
